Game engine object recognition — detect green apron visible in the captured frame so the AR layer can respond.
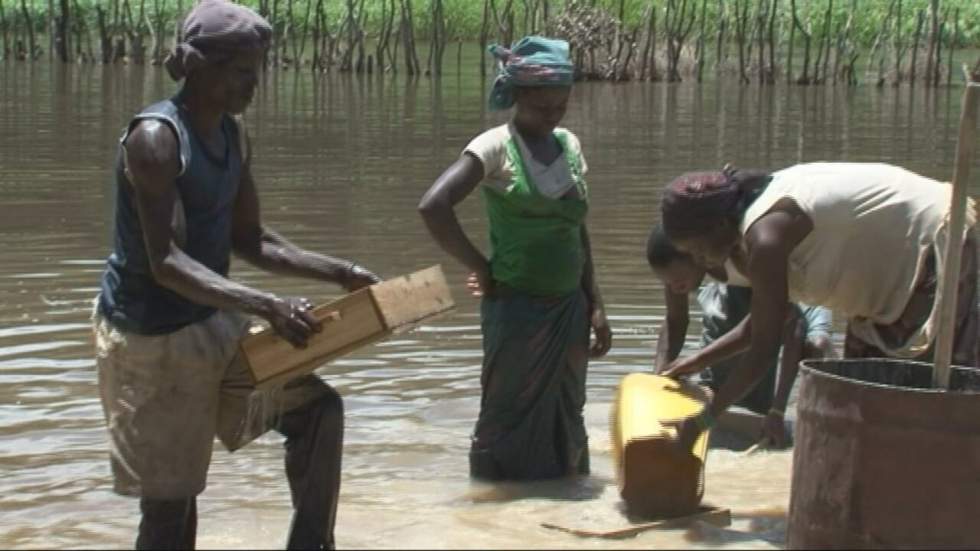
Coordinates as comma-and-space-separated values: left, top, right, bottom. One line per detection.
482, 130, 588, 296
471, 129, 592, 481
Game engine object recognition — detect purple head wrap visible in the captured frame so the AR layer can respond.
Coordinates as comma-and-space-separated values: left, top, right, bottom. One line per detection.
660, 167, 773, 240
164, 0, 272, 81
660, 171, 741, 240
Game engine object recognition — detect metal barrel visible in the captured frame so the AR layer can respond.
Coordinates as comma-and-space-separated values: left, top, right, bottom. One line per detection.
788, 358, 980, 549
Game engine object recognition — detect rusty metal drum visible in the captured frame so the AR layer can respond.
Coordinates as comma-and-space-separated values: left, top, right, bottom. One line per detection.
788, 359, 980, 549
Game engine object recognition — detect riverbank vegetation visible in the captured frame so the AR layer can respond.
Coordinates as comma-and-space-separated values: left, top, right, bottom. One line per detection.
1, 0, 978, 86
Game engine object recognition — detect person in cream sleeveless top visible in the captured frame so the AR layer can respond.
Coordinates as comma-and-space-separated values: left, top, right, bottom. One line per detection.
646, 224, 834, 448
656, 162, 977, 452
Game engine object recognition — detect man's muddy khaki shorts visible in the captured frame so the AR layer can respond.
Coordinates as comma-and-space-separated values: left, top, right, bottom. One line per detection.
93, 303, 328, 499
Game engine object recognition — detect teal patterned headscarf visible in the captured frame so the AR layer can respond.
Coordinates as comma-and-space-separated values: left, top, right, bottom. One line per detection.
487, 36, 574, 111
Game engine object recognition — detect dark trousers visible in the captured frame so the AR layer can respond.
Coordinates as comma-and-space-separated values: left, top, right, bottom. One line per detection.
135, 387, 344, 550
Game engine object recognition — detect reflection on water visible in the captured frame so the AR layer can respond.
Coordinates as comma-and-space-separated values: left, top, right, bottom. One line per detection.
465, 475, 610, 504
0, 59, 973, 548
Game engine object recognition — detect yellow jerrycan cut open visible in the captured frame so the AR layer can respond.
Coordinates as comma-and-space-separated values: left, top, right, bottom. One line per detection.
610, 373, 712, 518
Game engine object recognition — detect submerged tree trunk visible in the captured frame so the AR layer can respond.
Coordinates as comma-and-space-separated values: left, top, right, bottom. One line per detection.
755, 0, 766, 84
909, 8, 924, 84
456, 38, 462, 74
695, 0, 707, 82
834, 6, 853, 84
785, 8, 795, 84
295, 0, 312, 67
649, 7, 659, 80
932, 9, 946, 87
428, 0, 446, 75
339, 0, 356, 71
149, 0, 162, 63
282, 0, 294, 66
817, 0, 834, 83
311, 0, 322, 69
74, 0, 86, 61
946, 7, 958, 87
734, 0, 750, 84
47, 0, 53, 59
174, 0, 184, 62
790, 0, 812, 85
865, 0, 894, 87
766, 0, 777, 83
665, 0, 697, 83
19, 0, 36, 59
269, 0, 279, 65
479, 0, 489, 76
892, 0, 904, 84
924, 0, 938, 87
55, 0, 69, 62
375, 0, 392, 72
95, 4, 111, 63
400, 0, 419, 75
843, 0, 858, 84
122, 0, 147, 64
619, 26, 639, 81
0, 0, 9, 59
715, 0, 727, 72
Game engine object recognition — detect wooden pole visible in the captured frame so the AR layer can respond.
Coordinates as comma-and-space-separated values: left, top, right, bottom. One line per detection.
540, 507, 731, 539
933, 65, 980, 389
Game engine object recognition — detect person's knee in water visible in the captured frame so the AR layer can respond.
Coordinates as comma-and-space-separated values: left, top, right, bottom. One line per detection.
137, 497, 197, 550
279, 384, 344, 550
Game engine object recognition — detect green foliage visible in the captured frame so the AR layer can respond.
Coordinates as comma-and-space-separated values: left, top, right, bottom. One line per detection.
11, 0, 980, 46
5, 0, 978, 77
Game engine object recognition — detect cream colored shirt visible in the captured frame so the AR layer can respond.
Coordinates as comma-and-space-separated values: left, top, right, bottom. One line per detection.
463, 124, 588, 195
740, 162, 975, 356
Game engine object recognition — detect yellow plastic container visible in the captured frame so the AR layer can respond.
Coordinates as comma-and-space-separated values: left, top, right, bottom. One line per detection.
610, 373, 712, 518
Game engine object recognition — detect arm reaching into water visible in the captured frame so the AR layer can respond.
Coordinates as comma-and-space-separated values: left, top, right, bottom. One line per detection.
662, 314, 753, 377
669, 203, 812, 451
654, 289, 690, 373
760, 306, 805, 448
418, 153, 491, 296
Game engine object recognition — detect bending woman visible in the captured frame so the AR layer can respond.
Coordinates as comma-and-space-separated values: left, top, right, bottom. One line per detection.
418, 36, 612, 481
647, 224, 834, 448
657, 162, 977, 450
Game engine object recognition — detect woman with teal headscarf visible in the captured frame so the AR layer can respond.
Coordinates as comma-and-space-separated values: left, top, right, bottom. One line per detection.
419, 36, 612, 481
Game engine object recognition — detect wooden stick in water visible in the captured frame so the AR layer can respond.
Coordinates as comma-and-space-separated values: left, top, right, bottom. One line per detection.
540, 506, 732, 539
742, 439, 769, 456
933, 65, 980, 389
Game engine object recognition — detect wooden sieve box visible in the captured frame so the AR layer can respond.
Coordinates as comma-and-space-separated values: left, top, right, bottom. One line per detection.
240, 265, 455, 390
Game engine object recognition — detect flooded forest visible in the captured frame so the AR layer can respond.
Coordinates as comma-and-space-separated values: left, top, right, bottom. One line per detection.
2, 0, 979, 86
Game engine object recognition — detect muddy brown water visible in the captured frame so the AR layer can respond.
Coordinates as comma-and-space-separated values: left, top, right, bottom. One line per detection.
0, 60, 975, 549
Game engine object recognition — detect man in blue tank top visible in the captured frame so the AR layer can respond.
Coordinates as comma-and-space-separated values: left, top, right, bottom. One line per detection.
93, 2, 379, 549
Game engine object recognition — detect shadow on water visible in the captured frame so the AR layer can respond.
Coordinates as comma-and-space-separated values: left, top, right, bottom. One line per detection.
684, 507, 787, 547
709, 428, 762, 452
464, 474, 610, 504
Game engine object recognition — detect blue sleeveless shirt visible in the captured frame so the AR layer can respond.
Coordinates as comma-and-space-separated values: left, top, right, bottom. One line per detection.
98, 97, 243, 335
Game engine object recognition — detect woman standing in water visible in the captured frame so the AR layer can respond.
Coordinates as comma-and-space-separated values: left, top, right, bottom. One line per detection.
656, 162, 977, 451
418, 36, 612, 481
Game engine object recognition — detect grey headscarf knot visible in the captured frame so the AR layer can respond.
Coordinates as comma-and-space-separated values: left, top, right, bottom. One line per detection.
164, 0, 272, 81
